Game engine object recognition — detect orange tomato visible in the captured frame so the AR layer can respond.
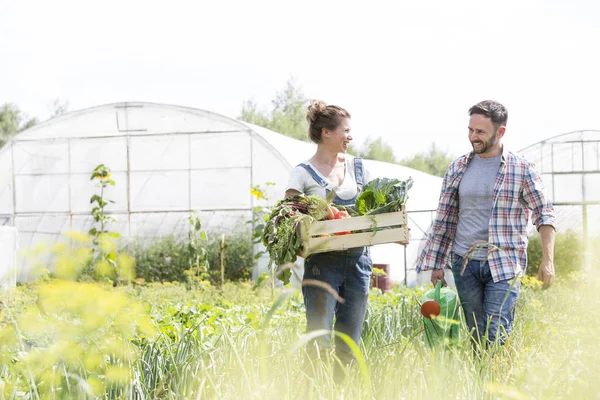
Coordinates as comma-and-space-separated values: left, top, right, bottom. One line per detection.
332, 210, 351, 234
335, 210, 350, 219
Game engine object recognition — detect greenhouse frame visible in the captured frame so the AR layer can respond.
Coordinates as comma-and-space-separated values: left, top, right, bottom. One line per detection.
518, 130, 600, 266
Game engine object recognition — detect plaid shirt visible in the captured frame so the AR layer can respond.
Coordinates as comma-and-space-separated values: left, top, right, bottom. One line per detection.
416, 146, 556, 282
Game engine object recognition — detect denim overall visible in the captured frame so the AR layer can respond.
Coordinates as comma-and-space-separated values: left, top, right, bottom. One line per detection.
298, 158, 373, 374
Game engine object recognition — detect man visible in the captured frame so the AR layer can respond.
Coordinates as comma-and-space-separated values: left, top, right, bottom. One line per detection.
416, 100, 555, 349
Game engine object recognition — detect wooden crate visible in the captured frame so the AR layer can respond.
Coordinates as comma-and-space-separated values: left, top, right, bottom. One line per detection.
301, 205, 409, 256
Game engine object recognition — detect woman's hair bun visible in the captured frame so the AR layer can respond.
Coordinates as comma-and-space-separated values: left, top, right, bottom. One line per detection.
307, 100, 327, 123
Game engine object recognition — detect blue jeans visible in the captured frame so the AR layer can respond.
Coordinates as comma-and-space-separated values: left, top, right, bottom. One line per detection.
302, 246, 372, 363
450, 253, 520, 348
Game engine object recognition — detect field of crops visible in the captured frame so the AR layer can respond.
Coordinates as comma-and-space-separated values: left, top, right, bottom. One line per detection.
1, 267, 599, 399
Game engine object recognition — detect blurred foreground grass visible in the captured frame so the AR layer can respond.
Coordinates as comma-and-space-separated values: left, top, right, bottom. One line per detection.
1, 268, 599, 399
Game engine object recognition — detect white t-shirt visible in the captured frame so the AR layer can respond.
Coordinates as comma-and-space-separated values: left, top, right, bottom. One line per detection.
285, 155, 371, 201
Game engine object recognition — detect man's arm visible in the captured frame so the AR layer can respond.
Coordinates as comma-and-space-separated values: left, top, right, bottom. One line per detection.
538, 225, 555, 289
418, 163, 457, 286
522, 160, 556, 289
522, 161, 556, 231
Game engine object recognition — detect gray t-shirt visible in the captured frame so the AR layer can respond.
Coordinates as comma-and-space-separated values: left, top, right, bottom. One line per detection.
452, 154, 502, 260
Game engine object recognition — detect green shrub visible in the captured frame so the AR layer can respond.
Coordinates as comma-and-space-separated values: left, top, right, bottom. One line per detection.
130, 235, 190, 283
129, 230, 253, 284
526, 230, 584, 277
206, 230, 253, 282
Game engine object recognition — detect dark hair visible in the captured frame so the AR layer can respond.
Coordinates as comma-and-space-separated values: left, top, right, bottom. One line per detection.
306, 100, 351, 143
468, 100, 508, 130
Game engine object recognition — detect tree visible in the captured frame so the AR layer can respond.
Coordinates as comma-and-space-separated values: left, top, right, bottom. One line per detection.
239, 99, 270, 128
354, 137, 397, 164
268, 79, 309, 141
399, 143, 455, 177
239, 77, 310, 142
238, 80, 453, 174
48, 98, 70, 118
0, 103, 38, 148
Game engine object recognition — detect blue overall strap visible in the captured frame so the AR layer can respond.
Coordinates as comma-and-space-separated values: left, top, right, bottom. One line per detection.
354, 157, 364, 191
298, 163, 329, 188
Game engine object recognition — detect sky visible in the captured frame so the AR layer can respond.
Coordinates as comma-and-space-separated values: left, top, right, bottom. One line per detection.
1, 0, 599, 159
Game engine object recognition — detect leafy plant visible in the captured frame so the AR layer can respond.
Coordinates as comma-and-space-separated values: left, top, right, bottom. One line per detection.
3, 264, 600, 398
131, 230, 253, 284
185, 211, 210, 288
355, 177, 413, 216
526, 230, 586, 277
206, 230, 253, 282
261, 195, 329, 267
249, 182, 276, 264
130, 236, 189, 283
0, 280, 157, 398
87, 164, 130, 284
89, 164, 118, 241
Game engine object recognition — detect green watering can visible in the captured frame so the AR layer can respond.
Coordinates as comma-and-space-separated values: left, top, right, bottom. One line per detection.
420, 280, 460, 348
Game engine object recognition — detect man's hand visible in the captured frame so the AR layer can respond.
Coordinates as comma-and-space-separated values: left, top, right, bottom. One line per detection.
537, 225, 555, 290
431, 269, 446, 286
538, 260, 554, 290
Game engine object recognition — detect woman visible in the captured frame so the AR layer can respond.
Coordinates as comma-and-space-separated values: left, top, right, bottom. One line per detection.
285, 100, 372, 381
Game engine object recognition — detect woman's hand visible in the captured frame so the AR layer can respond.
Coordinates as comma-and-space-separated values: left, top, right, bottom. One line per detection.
297, 246, 305, 258
285, 189, 302, 199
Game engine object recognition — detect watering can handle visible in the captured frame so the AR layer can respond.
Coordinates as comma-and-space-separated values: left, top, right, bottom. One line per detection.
435, 280, 442, 303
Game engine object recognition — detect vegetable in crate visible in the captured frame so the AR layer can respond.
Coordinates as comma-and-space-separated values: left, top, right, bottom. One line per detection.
260, 194, 329, 267
355, 177, 413, 216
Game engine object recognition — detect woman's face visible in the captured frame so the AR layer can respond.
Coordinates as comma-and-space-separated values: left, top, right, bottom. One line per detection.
322, 118, 352, 153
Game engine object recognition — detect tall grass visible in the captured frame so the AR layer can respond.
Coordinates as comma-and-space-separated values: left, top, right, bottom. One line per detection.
1, 271, 599, 399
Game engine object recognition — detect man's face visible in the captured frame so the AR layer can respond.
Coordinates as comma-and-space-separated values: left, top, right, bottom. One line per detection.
468, 114, 504, 157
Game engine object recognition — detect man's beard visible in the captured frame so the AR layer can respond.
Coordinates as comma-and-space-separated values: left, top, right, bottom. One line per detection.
471, 132, 498, 154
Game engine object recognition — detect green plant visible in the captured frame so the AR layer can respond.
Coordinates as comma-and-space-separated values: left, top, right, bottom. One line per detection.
131, 236, 189, 283
355, 177, 413, 216
131, 230, 253, 284
526, 230, 585, 277
0, 280, 157, 398
3, 266, 600, 398
184, 211, 210, 288
87, 164, 130, 284
206, 230, 253, 282
88, 164, 118, 242
249, 182, 276, 262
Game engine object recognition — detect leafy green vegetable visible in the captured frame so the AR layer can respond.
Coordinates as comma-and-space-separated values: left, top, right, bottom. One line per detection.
261, 178, 413, 281
355, 177, 413, 216
260, 195, 329, 268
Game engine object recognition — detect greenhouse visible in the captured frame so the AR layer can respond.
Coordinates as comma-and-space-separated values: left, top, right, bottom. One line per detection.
518, 130, 600, 266
0, 102, 443, 286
